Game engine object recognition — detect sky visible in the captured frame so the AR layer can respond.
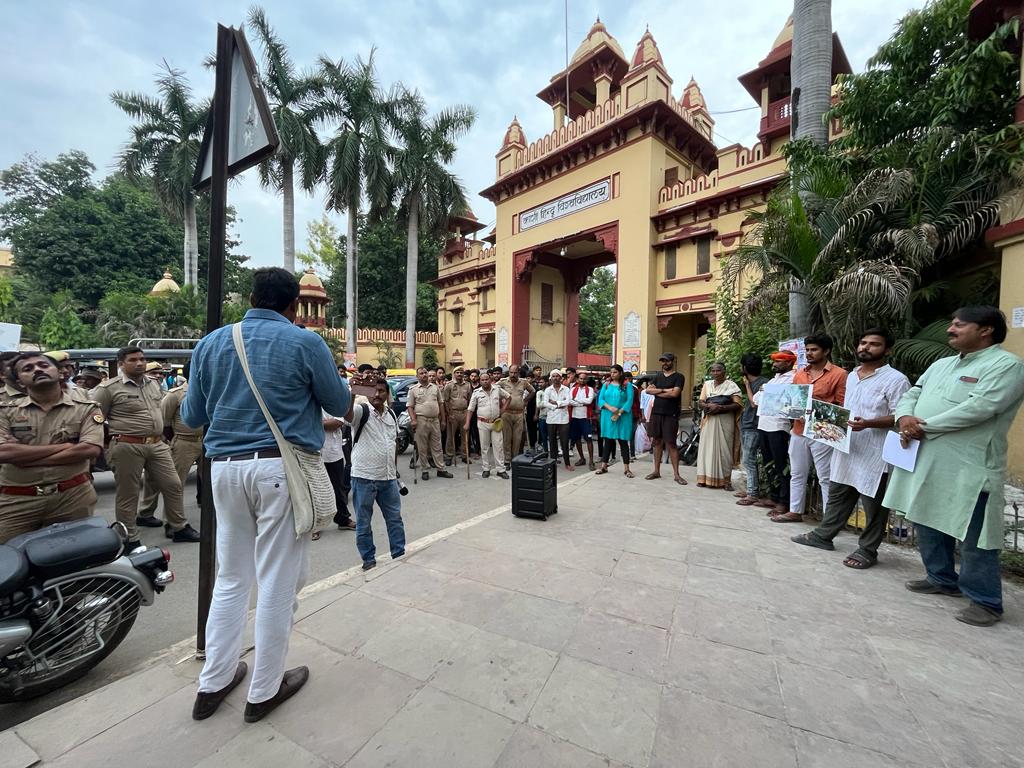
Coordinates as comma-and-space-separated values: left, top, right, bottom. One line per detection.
1, 0, 925, 271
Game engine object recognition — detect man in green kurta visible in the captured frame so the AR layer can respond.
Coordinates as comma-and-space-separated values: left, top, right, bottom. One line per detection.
884, 307, 1024, 627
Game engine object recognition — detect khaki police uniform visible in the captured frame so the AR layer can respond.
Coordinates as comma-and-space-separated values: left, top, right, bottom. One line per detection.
0, 384, 25, 405
91, 374, 187, 539
467, 386, 508, 473
443, 380, 473, 459
408, 381, 446, 472
0, 390, 104, 543
497, 377, 535, 462
138, 383, 202, 516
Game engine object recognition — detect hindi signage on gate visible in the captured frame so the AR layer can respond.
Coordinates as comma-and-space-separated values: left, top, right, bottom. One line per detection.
519, 179, 611, 231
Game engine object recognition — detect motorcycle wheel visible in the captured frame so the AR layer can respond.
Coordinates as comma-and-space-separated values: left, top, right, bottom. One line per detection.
0, 575, 141, 702
396, 434, 409, 455
679, 434, 700, 466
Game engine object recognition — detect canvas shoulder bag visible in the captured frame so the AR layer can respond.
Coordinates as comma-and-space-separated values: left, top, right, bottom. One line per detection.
231, 323, 337, 536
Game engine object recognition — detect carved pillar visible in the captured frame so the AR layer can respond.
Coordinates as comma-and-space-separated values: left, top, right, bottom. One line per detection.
553, 101, 566, 129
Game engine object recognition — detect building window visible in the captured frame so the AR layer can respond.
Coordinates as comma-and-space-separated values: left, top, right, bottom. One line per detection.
481, 288, 488, 311
665, 245, 677, 281
696, 237, 711, 275
452, 310, 462, 333
664, 166, 679, 186
541, 282, 553, 322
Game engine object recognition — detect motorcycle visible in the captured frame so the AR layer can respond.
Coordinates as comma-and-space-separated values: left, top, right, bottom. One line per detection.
678, 409, 701, 467
0, 517, 173, 702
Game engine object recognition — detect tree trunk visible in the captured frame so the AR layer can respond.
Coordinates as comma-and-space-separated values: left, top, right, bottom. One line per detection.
789, 0, 833, 336
183, 193, 200, 287
345, 201, 358, 355
282, 160, 295, 274
404, 195, 420, 368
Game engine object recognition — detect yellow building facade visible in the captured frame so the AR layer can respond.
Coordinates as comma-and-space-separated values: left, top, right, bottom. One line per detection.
435, 17, 849, 408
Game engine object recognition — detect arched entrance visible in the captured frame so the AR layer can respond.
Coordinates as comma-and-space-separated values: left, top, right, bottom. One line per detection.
511, 221, 618, 368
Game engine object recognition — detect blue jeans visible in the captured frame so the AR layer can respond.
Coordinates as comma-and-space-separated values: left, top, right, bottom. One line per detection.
352, 478, 406, 564
915, 492, 1002, 613
740, 428, 761, 498
538, 419, 548, 449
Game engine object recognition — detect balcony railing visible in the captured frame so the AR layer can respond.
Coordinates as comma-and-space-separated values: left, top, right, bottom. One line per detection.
760, 96, 791, 138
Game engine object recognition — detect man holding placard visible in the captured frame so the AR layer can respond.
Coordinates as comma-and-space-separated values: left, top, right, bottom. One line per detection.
884, 307, 1024, 627
791, 329, 909, 568
771, 334, 847, 524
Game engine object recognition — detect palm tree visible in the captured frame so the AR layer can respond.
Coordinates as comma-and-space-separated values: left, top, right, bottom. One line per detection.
392, 93, 475, 366
727, 140, 1009, 357
247, 6, 326, 274
316, 52, 401, 354
788, 0, 834, 335
111, 64, 209, 286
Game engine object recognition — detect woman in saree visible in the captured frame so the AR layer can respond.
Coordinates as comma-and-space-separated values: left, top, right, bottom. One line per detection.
594, 365, 635, 477
695, 361, 743, 489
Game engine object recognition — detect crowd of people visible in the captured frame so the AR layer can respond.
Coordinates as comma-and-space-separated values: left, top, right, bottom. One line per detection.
685, 307, 1024, 630
1, 267, 1021, 726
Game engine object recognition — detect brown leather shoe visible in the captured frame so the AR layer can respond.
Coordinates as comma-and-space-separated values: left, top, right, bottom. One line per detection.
192, 662, 248, 721
243, 666, 309, 723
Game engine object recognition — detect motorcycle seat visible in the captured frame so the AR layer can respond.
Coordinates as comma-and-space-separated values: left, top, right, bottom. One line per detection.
0, 545, 29, 598
7, 518, 122, 582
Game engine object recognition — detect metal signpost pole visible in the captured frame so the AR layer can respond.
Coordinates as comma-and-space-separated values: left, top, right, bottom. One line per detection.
196, 23, 233, 657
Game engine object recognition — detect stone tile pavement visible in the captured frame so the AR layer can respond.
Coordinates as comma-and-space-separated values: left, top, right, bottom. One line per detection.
7, 462, 1024, 768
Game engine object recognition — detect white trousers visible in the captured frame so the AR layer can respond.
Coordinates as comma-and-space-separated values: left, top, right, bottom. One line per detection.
788, 433, 833, 514
478, 422, 505, 472
198, 457, 309, 703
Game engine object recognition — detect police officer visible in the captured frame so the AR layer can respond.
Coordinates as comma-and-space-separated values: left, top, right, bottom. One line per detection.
44, 350, 78, 389
443, 368, 473, 464
137, 364, 203, 526
74, 366, 105, 390
498, 364, 535, 465
407, 366, 453, 481
0, 352, 24, 404
91, 346, 200, 549
0, 353, 104, 542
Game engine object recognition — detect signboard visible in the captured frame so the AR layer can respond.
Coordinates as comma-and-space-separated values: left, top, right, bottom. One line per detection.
498, 352, 509, 366
193, 27, 279, 190
0, 323, 21, 351
622, 348, 641, 374
1013, 307, 1024, 329
778, 337, 807, 368
343, 352, 357, 368
519, 179, 610, 231
497, 326, 509, 354
623, 311, 641, 348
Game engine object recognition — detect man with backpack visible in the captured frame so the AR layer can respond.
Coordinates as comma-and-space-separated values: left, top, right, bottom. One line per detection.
350, 377, 406, 572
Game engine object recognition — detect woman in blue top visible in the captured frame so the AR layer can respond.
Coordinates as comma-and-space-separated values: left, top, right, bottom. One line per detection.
595, 364, 635, 477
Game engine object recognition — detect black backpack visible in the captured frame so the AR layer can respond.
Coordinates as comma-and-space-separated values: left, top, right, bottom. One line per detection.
352, 403, 397, 445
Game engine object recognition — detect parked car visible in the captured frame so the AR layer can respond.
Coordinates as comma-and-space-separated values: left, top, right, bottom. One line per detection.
388, 376, 418, 418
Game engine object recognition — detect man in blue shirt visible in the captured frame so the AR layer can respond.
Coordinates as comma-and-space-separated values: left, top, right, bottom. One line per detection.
183, 268, 350, 724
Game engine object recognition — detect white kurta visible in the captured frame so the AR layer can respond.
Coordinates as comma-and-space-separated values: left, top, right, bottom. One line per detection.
829, 365, 910, 497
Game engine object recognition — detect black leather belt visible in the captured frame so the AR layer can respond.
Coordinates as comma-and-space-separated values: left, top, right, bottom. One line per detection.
212, 448, 282, 462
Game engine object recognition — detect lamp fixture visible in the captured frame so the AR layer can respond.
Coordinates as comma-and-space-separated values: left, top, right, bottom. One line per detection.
559, 246, 567, 257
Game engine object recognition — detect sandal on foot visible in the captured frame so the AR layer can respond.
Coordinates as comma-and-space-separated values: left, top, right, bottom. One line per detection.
843, 551, 877, 570
311, 531, 321, 541
736, 496, 758, 506
645, 473, 661, 480
624, 469, 635, 478
594, 467, 608, 475
696, 482, 707, 488
791, 533, 835, 551
674, 477, 688, 486
771, 512, 804, 523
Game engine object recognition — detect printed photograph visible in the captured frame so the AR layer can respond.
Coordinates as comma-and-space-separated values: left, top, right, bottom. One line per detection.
758, 383, 813, 420
807, 399, 853, 453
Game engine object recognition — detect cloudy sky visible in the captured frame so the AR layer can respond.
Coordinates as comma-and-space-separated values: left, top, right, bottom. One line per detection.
2, 0, 924, 270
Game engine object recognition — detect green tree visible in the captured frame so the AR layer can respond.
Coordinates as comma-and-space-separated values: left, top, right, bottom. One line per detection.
11, 176, 180, 306
392, 92, 475, 365
0, 151, 95, 242
421, 346, 439, 370
317, 51, 402, 353
326, 213, 441, 330
248, 6, 326, 273
0, 275, 15, 324
38, 291, 93, 349
829, 0, 1023, 176
578, 266, 615, 354
111, 65, 210, 286
297, 214, 341, 273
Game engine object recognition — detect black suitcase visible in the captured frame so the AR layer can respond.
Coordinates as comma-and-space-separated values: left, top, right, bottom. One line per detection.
511, 450, 558, 520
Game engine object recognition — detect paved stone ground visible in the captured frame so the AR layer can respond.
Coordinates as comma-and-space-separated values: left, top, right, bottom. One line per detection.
7, 461, 1024, 768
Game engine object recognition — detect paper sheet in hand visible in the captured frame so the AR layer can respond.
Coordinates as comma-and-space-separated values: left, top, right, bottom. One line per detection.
882, 431, 919, 472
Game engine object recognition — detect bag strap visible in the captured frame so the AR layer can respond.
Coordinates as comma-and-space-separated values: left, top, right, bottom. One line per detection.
231, 323, 289, 453
352, 403, 371, 445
